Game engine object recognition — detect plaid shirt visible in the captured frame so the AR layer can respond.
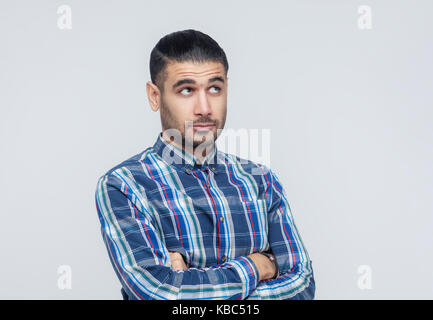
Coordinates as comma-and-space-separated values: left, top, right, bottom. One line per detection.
95, 132, 315, 300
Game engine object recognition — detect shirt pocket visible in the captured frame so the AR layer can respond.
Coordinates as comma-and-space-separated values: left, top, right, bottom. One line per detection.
235, 199, 269, 254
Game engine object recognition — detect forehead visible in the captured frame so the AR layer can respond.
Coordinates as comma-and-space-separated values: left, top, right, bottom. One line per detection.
165, 60, 226, 84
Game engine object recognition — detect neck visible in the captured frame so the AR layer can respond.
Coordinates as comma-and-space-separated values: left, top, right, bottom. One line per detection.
161, 131, 215, 164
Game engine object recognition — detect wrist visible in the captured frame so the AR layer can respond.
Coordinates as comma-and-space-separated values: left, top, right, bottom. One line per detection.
259, 252, 279, 280
248, 253, 268, 281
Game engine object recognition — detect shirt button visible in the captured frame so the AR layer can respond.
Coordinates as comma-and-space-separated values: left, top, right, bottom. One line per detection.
220, 216, 224, 223
221, 255, 226, 262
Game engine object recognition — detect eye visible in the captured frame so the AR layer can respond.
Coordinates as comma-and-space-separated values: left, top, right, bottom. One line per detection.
209, 86, 221, 94
179, 87, 193, 95
178, 86, 221, 96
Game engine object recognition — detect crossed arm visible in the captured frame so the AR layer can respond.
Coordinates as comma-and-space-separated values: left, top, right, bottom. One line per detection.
246, 166, 315, 300
169, 251, 277, 282
95, 167, 314, 300
168, 166, 315, 300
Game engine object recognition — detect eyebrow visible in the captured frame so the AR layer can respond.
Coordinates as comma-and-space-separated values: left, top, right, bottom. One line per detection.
172, 76, 225, 90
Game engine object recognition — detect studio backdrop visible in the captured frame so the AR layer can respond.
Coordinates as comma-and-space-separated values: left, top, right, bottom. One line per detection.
0, 0, 432, 299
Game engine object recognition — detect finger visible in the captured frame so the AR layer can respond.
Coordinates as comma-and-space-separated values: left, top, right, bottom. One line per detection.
173, 254, 188, 270
169, 252, 181, 264
169, 252, 187, 270
179, 260, 188, 270
172, 259, 187, 271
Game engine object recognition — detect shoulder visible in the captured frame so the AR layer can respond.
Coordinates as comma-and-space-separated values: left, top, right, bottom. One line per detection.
96, 147, 155, 185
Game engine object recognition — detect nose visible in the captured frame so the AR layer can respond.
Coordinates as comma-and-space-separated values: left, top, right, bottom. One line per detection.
194, 89, 212, 116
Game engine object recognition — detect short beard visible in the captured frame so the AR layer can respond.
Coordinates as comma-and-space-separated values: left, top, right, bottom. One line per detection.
159, 97, 224, 152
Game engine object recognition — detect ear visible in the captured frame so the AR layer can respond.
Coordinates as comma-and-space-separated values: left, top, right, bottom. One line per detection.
146, 81, 161, 111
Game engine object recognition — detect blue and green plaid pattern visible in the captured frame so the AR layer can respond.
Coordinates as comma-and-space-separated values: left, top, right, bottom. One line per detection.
95, 132, 315, 300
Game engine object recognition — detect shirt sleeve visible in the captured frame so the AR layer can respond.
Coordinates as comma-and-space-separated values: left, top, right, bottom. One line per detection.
95, 172, 260, 300
246, 166, 315, 300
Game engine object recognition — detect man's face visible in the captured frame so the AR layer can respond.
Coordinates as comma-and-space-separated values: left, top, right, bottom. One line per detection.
156, 60, 228, 149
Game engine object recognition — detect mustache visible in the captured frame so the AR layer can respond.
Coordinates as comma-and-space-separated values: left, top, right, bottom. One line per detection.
193, 118, 217, 125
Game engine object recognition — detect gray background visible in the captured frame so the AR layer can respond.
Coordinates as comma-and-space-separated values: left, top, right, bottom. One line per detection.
1, 0, 432, 299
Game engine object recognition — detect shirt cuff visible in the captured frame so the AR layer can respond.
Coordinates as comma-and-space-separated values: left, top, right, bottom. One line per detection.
227, 256, 260, 299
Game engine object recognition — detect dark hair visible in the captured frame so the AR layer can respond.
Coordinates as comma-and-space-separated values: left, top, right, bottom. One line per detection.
149, 29, 229, 92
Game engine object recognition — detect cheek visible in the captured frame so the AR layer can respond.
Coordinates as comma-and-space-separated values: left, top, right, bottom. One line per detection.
164, 98, 192, 124
172, 98, 194, 115
215, 104, 227, 123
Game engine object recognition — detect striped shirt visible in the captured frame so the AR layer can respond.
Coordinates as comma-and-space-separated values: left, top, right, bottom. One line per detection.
95, 132, 315, 300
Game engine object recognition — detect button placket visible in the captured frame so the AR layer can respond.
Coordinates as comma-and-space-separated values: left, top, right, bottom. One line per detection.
201, 167, 211, 188
201, 167, 226, 264
204, 169, 226, 225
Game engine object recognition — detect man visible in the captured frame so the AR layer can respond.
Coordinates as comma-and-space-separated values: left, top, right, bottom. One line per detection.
95, 29, 315, 300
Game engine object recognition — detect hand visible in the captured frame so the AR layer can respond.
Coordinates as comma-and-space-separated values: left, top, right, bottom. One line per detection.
247, 252, 277, 281
169, 251, 188, 271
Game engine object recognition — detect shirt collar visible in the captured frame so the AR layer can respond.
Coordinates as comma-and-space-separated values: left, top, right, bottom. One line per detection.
152, 132, 221, 174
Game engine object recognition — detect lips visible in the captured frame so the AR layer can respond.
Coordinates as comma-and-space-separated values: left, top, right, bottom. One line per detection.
193, 123, 215, 129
